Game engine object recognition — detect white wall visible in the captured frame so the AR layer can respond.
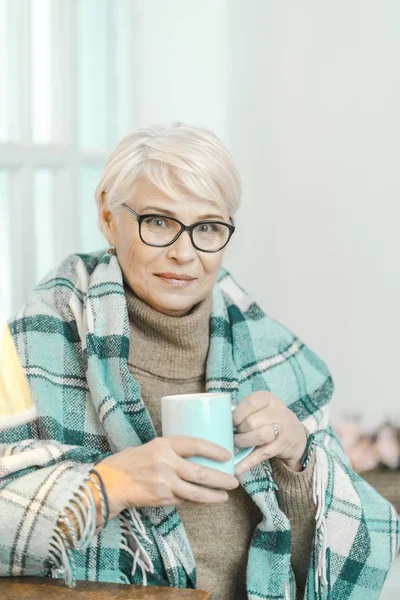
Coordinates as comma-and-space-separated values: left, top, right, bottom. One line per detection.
129, 0, 229, 140
226, 0, 400, 428
4, 0, 398, 428
129, 0, 400, 427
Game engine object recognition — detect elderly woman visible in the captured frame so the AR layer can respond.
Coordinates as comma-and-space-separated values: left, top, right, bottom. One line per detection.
0, 124, 397, 600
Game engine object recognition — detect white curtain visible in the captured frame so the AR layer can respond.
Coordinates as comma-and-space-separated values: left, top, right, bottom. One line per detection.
0, 0, 136, 318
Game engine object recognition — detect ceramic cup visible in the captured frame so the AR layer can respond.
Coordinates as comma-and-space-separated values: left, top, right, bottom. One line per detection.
161, 392, 254, 475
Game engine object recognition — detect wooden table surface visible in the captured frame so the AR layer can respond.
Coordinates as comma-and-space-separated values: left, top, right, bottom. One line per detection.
0, 577, 211, 599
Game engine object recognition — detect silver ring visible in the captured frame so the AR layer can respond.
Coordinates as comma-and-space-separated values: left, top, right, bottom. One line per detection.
272, 423, 280, 440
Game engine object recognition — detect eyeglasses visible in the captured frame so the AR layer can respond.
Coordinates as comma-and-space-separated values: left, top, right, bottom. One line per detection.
121, 204, 235, 253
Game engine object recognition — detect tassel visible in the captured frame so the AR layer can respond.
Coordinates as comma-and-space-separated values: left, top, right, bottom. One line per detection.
285, 581, 291, 600
48, 472, 102, 587
119, 510, 154, 584
313, 448, 328, 598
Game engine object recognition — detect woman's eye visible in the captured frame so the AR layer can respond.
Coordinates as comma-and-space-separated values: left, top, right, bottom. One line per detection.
150, 218, 168, 228
199, 223, 216, 233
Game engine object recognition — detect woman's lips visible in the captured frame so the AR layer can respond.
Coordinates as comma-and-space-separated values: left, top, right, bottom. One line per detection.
155, 274, 196, 288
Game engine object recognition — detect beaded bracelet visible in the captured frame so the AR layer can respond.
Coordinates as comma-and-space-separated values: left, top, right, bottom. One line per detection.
300, 428, 316, 469
89, 468, 110, 528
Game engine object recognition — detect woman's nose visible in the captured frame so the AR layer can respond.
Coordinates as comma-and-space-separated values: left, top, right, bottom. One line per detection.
166, 230, 197, 261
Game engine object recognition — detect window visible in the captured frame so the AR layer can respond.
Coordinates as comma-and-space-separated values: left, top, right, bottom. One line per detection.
0, 0, 135, 317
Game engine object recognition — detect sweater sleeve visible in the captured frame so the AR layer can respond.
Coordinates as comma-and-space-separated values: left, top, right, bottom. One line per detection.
270, 454, 316, 599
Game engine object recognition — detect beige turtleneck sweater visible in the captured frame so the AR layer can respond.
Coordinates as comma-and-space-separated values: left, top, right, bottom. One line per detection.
125, 286, 316, 599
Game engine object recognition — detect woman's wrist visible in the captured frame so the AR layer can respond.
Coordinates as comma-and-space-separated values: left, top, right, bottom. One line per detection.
88, 468, 110, 528
94, 461, 130, 521
283, 424, 309, 472
57, 469, 109, 546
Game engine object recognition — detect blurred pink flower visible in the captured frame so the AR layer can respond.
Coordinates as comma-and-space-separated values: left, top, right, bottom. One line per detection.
375, 424, 400, 469
334, 416, 400, 473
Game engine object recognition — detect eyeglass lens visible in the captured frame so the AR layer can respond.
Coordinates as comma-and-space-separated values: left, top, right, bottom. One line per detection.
140, 216, 230, 251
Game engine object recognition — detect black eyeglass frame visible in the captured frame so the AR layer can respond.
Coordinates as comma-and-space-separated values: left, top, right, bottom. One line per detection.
121, 203, 235, 253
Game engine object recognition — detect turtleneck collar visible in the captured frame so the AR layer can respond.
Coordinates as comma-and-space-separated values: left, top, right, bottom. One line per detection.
124, 284, 212, 380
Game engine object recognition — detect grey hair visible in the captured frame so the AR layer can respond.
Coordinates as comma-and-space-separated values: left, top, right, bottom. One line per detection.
95, 123, 241, 227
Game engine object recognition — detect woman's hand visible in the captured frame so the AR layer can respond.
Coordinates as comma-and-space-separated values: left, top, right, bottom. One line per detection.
232, 391, 308, 476
95, 437, 239, 520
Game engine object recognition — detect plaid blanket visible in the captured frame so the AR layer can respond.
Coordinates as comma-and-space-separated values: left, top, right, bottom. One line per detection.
0, 250, 398, 599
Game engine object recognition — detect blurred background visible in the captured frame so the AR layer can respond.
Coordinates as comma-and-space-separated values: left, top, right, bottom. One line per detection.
0, 4, 399, 586
2, 0, 400, 427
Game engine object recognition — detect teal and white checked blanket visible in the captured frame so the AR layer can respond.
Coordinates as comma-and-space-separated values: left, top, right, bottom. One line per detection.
0, 250, 398, 599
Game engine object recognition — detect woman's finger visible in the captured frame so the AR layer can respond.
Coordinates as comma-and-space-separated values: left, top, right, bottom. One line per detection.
235, 407, 271, 434
177, 457, 239, 491
234, 422, 278, 448
169, 436, 232, 462
234, 440, 281, 477
172, 478, 229, 504
232, 391, 272, 427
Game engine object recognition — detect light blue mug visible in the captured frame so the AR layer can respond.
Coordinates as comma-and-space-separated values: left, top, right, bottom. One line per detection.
161, 392, 255, 475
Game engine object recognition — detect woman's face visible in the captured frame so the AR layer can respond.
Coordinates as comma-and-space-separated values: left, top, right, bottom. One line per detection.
101, 177, 230, 316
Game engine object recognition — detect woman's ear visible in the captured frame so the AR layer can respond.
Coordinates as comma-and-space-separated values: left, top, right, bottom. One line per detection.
99, 191, 116, 246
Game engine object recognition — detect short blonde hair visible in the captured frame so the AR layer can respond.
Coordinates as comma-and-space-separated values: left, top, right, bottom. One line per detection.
95, 123, 241, 225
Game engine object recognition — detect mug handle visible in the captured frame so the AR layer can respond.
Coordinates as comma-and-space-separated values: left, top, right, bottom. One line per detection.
231, 404, 255, 466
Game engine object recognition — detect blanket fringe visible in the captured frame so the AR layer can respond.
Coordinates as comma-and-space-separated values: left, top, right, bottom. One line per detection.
313, 447, 329, 599
285, 580, 291, 600
120, 508, 155, 585
48, 473, 100, 587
